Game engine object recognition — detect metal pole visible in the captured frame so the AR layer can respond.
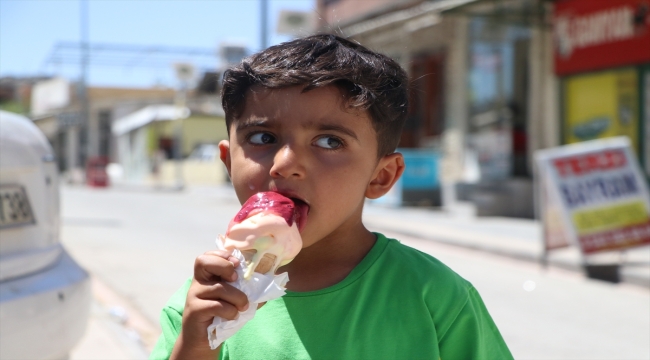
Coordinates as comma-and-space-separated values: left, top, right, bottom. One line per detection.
80, 0, 90, 171
174, 86, 186, 190
260, 0, 268, 50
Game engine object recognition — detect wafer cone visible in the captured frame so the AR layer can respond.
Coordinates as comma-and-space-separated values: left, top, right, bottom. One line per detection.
241, 249, 277, 275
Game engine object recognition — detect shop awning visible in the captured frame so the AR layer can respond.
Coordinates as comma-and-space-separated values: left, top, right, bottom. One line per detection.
441, 0, 551, 28
111, 104, 190, 136
343, 0, 478, 37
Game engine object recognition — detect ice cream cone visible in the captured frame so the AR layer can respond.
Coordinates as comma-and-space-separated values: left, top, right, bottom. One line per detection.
241, 249, 278, 276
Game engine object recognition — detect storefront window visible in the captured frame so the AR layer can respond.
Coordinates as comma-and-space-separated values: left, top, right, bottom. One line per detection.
467, 17, 531, 181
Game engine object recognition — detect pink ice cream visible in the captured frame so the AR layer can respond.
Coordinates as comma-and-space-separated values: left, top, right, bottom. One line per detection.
221, 192, 307, 279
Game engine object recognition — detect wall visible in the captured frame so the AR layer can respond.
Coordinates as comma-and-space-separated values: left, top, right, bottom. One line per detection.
181, 116, 228, 156
156, 115, 227, 156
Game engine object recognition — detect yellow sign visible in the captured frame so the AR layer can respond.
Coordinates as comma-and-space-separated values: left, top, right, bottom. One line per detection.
572, 201, 648, 235
564, 68, 639, 154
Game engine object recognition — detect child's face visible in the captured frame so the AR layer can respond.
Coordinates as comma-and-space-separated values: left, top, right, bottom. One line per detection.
220, 85, 385, 248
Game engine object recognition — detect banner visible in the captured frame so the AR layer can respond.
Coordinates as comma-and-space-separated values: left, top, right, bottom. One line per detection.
536, 137, 650, 254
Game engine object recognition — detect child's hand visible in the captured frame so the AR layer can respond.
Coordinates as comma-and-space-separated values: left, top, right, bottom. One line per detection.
170, 250, 250, 359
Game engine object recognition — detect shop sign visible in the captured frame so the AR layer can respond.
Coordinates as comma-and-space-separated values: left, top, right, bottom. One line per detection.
563, 68, 639, 155
554, 0, 650, 75
536, 137, 650, 254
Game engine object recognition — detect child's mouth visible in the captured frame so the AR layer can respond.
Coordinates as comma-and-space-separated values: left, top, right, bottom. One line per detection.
289, 197, 309, 232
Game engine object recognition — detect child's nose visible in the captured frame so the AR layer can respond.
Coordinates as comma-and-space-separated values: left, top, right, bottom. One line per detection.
269, 145, 305, 179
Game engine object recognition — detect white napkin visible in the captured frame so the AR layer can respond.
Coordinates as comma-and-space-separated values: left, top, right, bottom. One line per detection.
207, 237, 289, 350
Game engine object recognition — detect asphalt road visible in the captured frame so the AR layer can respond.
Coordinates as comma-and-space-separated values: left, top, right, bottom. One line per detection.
61, 185, 650, 359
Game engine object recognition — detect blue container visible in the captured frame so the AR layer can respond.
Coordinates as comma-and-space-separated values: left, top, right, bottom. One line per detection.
367, 149, 441, 207
399, 149, 440, 190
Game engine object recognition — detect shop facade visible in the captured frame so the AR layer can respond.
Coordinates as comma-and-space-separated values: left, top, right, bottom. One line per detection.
443, 0, 555, 218
337, 1, 471, 205
553, 0, 650, 180
324, 0, 557, 215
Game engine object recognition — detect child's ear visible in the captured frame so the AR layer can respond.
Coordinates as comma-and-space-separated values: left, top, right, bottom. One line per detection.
366, 153, 405, 199
219, 140, 232, 178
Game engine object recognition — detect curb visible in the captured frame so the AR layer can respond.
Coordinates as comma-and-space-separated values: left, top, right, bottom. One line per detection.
367, 220, 650, 289
90, 276, 160, 353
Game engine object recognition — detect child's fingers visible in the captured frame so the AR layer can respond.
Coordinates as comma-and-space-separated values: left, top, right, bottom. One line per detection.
204, 250, 240, 266
191, 297, 242, 321
194, 252, 239, 283
194, 281, 250, 313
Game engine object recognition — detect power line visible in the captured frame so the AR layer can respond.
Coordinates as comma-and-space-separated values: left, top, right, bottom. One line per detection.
42, 41, 219, 71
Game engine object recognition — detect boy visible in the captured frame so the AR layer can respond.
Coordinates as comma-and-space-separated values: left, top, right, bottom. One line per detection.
151, 34, 512, 359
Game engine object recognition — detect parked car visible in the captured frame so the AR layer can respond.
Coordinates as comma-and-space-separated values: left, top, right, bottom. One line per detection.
0, 110, 91, 360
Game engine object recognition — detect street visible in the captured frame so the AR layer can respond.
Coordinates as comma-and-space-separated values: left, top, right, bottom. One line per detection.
62, 185, 650, 360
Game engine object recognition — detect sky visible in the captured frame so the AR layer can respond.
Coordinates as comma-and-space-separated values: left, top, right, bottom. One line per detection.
0, 0, 314, 87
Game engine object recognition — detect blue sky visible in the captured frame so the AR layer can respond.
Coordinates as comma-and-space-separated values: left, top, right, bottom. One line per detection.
0, 0, 314, 87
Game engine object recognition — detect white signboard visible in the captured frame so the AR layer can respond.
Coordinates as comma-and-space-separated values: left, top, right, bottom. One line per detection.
174, 63, 196, 83
276, 10, 315, 37
31, 77, 70, 117
535, 137, 650, 254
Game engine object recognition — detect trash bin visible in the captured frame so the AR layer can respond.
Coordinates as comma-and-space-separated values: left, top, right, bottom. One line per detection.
400, 149, 441, 206
584, 264, 620, 283
86, 156, 110, 187
367, 149, 441, 207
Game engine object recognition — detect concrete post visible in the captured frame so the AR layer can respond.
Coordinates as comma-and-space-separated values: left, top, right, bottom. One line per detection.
66, 126, 79, 181
441, 16, 469, 213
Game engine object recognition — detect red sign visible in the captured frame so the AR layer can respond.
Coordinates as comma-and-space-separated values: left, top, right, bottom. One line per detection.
553, 149, 627, 177
554, 0, 650, 75
579, 220, 650, 254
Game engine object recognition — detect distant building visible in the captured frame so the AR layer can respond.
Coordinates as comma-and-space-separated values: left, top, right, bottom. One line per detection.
0, 76, 52, 115
28, 77, 228, 185
30, 83, 177, 174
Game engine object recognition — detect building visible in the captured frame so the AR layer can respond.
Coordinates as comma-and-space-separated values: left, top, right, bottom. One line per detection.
0, 76, 52, 115
552, 0, 650, 180
322, 0, 649, 217
27, 76, 230, 186
111, 103, 228, 186
30, 82, 177, 176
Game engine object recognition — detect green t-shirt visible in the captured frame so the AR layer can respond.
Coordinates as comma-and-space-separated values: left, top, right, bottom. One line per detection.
150, 233, 512, 360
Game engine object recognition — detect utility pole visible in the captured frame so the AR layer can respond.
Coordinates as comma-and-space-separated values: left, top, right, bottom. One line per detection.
172, 63, 194, 191
79, 0, 90, 170
260, 0, 268, 50
67, 0, 89, 180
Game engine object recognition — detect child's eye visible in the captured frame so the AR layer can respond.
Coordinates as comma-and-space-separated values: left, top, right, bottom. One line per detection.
314, 136, 343, 150
248, 132, 276, 145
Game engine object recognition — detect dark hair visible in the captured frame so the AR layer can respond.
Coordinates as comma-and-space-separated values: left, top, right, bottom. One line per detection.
221, 34, 408, 157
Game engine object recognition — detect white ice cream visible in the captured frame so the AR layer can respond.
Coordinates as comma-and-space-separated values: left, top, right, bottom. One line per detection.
222, 211, 302, 279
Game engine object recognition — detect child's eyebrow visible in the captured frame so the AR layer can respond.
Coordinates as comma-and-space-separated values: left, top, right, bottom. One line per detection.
315, 124, 359, 141
236, 119, 270, 131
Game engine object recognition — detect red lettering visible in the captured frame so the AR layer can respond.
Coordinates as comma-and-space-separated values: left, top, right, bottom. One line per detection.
553, 158, 571, 176
553, 150, 626, 177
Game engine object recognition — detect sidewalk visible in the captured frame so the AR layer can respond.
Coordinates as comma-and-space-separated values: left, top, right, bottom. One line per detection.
363, 201, 650, 288
70, 277, 156, 360
65, 184, 649, 359
104, 183, 650, 288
